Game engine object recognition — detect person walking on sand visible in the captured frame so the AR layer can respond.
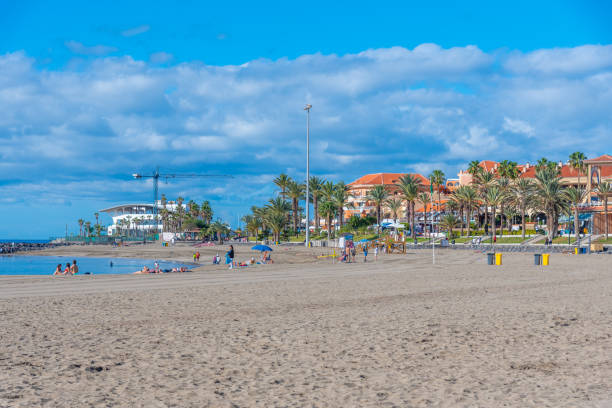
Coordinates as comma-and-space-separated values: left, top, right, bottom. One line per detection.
70, 260, 79, 275
227, 245, 235, 269
196, 251, 200, 262
363, 245, 368, 263
374, 245, 378, 262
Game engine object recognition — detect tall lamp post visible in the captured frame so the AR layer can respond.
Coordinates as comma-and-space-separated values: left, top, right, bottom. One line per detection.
304, 104, 312, 248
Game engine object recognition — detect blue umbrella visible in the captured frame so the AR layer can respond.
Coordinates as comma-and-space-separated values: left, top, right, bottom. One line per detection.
251, 245, 273, 252
357, 239, 370, 243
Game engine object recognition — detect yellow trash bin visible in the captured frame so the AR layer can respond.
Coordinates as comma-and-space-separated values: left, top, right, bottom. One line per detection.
574, 247, 579, 255
542, 253, 550, 266
495, 253, 502, 265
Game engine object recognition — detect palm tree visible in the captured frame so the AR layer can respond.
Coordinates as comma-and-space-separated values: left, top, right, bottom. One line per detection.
366, 185, 389, 234
475, 170, 495, 231
210, 220, 230, 243
78, 219, 84, 237
318, 199, 337, 240
509, 178, 535, 239
287, 181, 305, 235
533, 167, 568, 240
94, 213, 100, 236
309, 176, 325, 232
440, 214, 460, 239
565, 187, 589, 245
429, 170, 445, 214
496, 178, 511, 236
418, 192, 432, 236
467, 160, 481, 178
84, 221, 91, 238
597, 182, 612, 239
385, 198, 403, 224
264, 211, 287, 243
485, 186, 504, 240
274, 173, 292, 199
454, 185, 478, 237
569, 151, 587, 190
200, 201, 213, 224
176, 197, 185, 232
398, 174, 421, 239
450, 189, 465, 237
498, 160, 519, 179
332, 182, 352, 228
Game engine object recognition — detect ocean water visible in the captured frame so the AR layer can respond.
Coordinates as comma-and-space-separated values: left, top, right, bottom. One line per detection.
0, 256, 192, 276
0, 239, 50, 244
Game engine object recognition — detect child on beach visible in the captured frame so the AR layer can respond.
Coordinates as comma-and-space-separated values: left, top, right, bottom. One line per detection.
53, 264, 63, 275
70, 260, 79, 275
64, 263, 72, 275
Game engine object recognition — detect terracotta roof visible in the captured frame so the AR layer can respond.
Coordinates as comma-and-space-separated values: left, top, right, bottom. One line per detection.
479, 160, 498, 172
348, 173, 430, 186
584, 154, 612, 164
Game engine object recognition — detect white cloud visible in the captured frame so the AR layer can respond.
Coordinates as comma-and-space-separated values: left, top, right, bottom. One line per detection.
1, 43, 611, 224
121, 25, 151, 37
150, 51, 173, 64
65, 41, 117, 56
503, 117, 535, 137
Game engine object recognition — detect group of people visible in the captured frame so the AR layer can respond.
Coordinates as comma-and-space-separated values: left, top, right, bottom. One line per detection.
53, 260, 79, 275
134, 261, 188, 274
211, 245, 272, 268
192, 251, 201, 262
339, 242, 377, 263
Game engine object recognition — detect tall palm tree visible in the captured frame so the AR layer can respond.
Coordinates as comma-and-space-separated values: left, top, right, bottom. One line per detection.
94, 212, 100, 236
78, 219, 84, 237
385, 198, 403, 224
332, 182, 352, 228
210, 220, 230, 243
596, 181, 612, 239
569, 151, 587, 190
176, 197, 185, 232
200, 201, 213, 224
287, 181, 305, 235
474, 170, 495, 231
454, 185, 478, 237
496, 178, 511, 236
450, 189, 465, 237
565, 187, 589, 245
84, 221, 91, 238
318, 199, 337, 240
533, 167, 568, 240
498, 160, 519, 179
274, 173, 292, 199
398, 174, 421, 239
309, 176, 326, 232
485, 186, 504, 240
467, 160, 481, 177
429, 170, 446, 214
509, 178, 535, 239
418, 192, 432, 236
366, 185, 389, 234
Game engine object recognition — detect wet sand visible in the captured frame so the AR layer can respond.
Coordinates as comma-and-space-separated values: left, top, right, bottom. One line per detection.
1, 245, 612, 407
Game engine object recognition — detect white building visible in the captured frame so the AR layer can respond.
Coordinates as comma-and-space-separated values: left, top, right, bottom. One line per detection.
100, 201, 185, 236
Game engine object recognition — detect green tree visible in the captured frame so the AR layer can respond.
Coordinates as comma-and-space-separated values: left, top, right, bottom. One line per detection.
287, 181, 305, 235
398, 174, 421, 239
467, 160, 481, 176
366, 185, 389, 234
597, 182, 612, 239
200, 201, 213, 224
318, 200, 337, 240
569, 151, 587, 191
385, 198, 403, 224
453, 185, 478, 237
509, 178, 535, 239
429, 170, 446, 214
533, 167, 568, 240
565, 187, 589, 245
418, 192, 432, 236
78, 219, 84, 237
332, 182, 352, 228
485, 186, 504, 240
274, 173, 292, 199
440, 213, 460, 239
309, 176, 326, 232
498, 160, 519, 179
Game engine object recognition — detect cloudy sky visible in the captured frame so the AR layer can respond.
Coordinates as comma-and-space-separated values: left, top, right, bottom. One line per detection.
1, 0, 612, 238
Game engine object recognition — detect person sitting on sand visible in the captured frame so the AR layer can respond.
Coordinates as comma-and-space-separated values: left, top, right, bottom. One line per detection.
64, 262, 72, 275
70, 260, 79, 275
53, 264, 63, 276
133, 266, 150, 274
179, 266, 187, 272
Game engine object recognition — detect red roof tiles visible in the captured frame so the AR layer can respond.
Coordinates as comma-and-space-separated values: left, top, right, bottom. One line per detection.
348, 173, 430, 186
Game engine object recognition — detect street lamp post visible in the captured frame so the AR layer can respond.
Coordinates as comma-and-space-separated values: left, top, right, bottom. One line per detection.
304, 104, 312, 248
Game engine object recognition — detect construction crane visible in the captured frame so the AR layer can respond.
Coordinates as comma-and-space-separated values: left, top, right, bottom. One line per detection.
132, 167, 233, 239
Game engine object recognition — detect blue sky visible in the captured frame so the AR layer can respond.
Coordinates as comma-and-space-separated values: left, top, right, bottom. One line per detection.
1, 0, 612, 238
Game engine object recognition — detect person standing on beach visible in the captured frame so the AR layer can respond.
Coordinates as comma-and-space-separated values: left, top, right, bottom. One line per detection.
363, 245, 368, 262
227, 245, 235, 269
70, 260, 79, 275
374, 246, 378, 261
196, 251, 200, 262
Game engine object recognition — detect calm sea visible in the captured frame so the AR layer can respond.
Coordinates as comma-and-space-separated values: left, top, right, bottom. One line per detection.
0, 256, 193, 276
0, 239, 51, 244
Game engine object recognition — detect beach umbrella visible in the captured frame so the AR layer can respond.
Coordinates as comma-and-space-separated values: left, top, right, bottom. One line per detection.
357, 239, 370, 243
251, 244, 273, 252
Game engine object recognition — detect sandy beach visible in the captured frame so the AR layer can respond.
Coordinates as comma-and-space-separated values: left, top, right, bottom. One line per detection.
2, 244, 612, 407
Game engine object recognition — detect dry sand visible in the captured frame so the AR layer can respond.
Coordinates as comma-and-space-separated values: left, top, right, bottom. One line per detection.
1, 244, 612, 407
